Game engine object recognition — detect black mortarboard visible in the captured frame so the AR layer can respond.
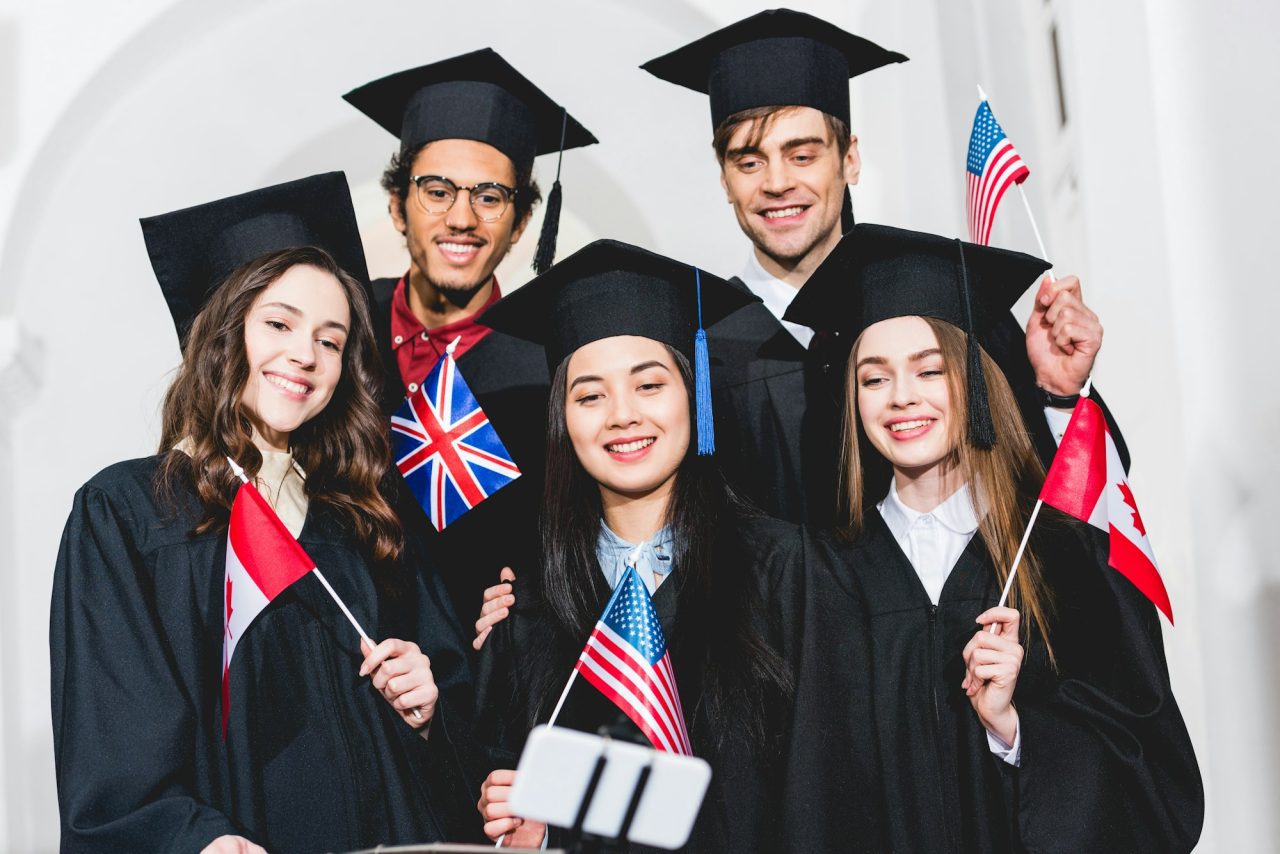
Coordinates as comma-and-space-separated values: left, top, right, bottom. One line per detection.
479, 239, 758, 454
641, 9, 907, 130
140, 171, 369, 346
344, 48, 598, 273
784, 223, 1051, 449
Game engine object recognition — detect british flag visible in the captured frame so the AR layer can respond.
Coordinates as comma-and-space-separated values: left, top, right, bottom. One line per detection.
966, 99, 1031, 246
390, 352, 520, 531
574, 565, 692, 755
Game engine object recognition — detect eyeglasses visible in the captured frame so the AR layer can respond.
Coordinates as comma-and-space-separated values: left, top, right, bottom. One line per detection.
410, 175, 517, 222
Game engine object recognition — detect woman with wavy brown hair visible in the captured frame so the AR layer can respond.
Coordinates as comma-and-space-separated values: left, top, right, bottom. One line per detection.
784, 223, 1203, 853
50, 174, 480, 854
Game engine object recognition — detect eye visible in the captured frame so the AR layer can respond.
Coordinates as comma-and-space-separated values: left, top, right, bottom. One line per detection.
859, 375, 887, 388
637, 382, 665, 393
574, 392, 603, 405
736, 157, 763, 173
266, 319, 289, 332
919, 367, 945, 379
318, 338, 344, 353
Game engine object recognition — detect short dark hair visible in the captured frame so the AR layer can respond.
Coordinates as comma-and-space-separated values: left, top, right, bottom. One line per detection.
380, 141, 543, 228
711, 105, 852, 164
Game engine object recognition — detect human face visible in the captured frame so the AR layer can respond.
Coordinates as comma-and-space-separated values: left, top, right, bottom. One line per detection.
389, 138, 529, 294
564, 336, 691, 505
719, 106, 860, 268
240, 265, 351, 452
854, 316, 955, 477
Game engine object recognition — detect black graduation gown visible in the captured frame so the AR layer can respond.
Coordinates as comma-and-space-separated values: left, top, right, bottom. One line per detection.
830, 510, 1202, 853
473, 517, 881, 853
49, 455, 484, 853
371, 276, 549, 627
708, 277, 1131, 526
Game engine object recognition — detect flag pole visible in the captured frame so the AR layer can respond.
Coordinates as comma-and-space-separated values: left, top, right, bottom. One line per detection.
225, 456, 422, 722
987, 377, 1092, 631
977, 83, 1056, 283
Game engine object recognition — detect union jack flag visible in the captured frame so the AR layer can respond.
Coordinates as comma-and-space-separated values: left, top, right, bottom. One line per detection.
966, 99, 1031, 246
390, 352, 520, 531
574, 566, 692, 755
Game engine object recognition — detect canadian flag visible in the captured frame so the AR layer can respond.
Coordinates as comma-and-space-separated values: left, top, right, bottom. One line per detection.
1039, 397, 1174, 623
222, 480, 316, 736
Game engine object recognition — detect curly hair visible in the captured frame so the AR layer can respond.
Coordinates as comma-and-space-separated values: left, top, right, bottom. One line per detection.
380, 141, 542, 229
156, 246, 403, 563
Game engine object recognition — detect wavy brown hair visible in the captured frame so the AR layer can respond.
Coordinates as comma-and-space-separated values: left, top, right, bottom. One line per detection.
837, 316, 1055, 663
156, 246, 403, 562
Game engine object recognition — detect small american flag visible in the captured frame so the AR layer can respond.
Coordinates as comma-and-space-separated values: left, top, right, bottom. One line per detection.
575, 566, 692, 755
390, 350, 520, 531
966, 99, 1030, 246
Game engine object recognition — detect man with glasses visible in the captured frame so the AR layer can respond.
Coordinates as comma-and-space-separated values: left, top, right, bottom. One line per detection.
644, 9, 1117, 526
344, 49, 596, 620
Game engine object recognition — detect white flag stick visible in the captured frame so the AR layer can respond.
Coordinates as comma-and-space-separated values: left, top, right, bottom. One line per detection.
225, 456, 422, 721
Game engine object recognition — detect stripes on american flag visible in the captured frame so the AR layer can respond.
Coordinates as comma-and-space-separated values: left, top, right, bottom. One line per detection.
574, 566, 692, 755
965, 100, 1030, 246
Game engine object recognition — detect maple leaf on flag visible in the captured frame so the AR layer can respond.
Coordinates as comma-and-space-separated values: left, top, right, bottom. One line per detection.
1118, 481, 1146, 537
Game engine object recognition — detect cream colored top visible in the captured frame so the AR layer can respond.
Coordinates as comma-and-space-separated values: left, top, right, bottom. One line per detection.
174, 439, 308, 536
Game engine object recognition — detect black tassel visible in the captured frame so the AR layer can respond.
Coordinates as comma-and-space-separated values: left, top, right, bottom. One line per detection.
966, 332, 996, 450
532, 179, 562, 275
840, 185, 855, 234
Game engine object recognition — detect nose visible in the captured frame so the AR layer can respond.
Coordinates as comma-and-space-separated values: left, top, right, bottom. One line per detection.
445, 187, 479, 231
761, 158, 794, 196
606, 392, 641, 430
889, 373, 920, 409
287, 335, 319, 370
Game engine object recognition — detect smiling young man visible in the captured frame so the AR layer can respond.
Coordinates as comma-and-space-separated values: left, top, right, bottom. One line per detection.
344, 49, 596, 620
644, 9, 1123, 525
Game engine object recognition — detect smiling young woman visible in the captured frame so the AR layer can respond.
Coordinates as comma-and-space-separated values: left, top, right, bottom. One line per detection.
49, 174, 481, 853
784, 222, 1203, 853
465, 240, 886, 852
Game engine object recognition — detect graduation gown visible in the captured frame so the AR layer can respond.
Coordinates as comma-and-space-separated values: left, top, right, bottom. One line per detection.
473, 516, 884, 853
708, 278, 1131, 526
371, 276, 549, 626
50, 455, 483, 853
828, 510, 1202, 853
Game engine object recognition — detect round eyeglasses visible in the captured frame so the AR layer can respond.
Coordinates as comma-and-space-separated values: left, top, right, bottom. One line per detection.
410, 175, 516, 222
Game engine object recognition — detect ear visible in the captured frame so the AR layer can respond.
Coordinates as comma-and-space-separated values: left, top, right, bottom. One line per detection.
388, 192, 408, 235
843, 135, 862, 187
508, 207, 532, 246
718, 168, 732, 203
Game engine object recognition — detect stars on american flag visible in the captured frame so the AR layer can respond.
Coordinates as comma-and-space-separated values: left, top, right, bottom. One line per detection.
603, 571, 666, 664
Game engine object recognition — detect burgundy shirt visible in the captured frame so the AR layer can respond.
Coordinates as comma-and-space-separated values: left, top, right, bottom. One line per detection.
389, 273, 504, 394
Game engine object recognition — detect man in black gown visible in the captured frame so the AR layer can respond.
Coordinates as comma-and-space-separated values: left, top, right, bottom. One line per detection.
643, 9, 1124, 526
344, 49, 597, 621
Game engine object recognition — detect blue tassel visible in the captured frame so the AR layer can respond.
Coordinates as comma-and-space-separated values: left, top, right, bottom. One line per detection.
694, 327, 714, 456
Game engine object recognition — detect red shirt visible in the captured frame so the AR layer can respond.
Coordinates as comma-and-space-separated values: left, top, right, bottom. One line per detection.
389, 273, 503, 394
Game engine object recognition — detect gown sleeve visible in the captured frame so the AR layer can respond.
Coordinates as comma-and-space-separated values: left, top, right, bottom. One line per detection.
50, 483, 241, 854
1011, 521, 1203, 852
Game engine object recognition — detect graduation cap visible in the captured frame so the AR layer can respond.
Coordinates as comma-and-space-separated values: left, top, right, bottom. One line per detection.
783, 223, 1051, 449
140, 171, 369, 346
478, 239, 758, 455
343, 48, 598, 273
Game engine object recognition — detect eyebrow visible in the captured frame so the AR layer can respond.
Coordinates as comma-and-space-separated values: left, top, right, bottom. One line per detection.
726, 136, 830, 161
855, 347, 942, 370
568, 360, 671, 389
259, 301, 349, 334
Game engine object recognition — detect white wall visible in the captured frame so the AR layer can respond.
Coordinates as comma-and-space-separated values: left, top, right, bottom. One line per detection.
2, 0, 1274, 850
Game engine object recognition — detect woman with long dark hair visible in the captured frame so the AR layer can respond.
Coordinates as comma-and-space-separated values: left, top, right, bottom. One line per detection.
50, 174, 479, 853
783, 223, 1204, 852
467, 240, 883, 851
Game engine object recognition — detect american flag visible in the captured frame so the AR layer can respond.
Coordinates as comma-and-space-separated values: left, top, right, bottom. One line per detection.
966, 99, 1031, 246
574, 566, 692, 755
390, 351, 520, 531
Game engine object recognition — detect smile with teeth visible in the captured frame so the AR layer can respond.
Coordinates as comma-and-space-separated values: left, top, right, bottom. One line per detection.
762, 206, 806, 219
889, 418, 934, 433
438, 241, 480, 255
606, 437, 655, 453
266, 374, 311, 395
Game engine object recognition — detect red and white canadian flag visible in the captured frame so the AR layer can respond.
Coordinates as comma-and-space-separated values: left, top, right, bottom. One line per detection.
1039, 397, 1174, 623
222, 480, 315, 736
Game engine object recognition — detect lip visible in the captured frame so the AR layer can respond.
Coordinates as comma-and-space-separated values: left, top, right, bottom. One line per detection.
264, 371, 314, 400
604, 435, 657, 462
756, 204, 811, 227
883, 416, 937, 441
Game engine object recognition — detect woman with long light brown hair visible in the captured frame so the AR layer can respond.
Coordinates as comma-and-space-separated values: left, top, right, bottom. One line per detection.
784, 223, 1203, 853
50, 174, 479, 853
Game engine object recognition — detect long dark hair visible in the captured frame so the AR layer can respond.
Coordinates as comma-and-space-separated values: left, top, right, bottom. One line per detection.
537, 345, 791, 753
156, 246, 403, 564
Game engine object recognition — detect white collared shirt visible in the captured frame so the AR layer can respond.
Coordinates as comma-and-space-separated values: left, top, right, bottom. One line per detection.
877, 480, 1022, 766
738, 251, 815, 348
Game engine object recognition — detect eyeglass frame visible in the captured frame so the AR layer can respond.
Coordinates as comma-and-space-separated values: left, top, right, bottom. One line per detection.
409, 174, 519, 222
